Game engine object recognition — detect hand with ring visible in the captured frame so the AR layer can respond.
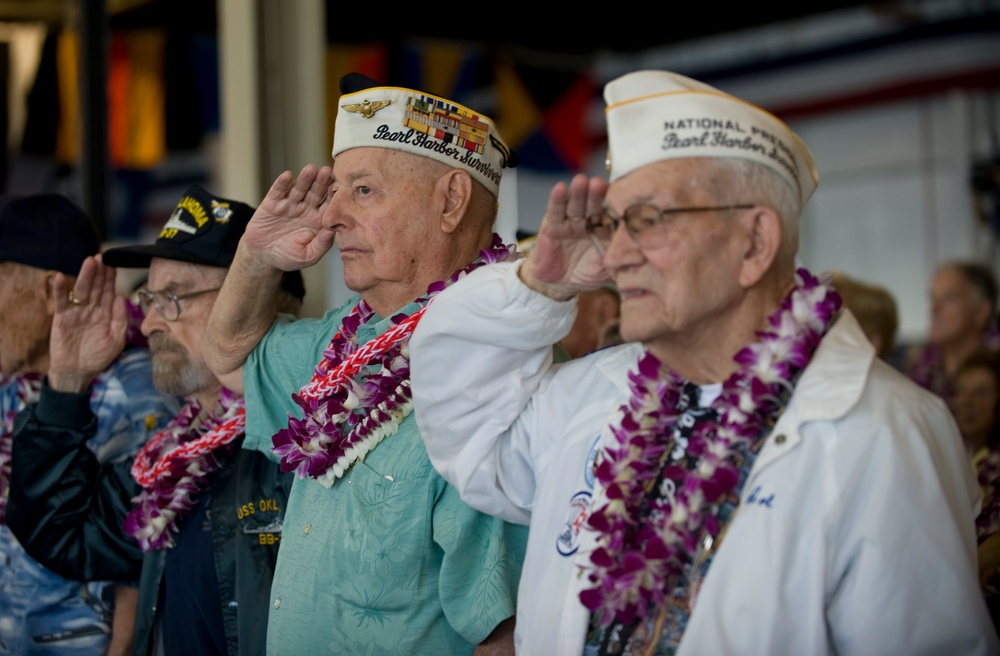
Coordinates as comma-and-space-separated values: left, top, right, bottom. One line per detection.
48, 255, 129, 393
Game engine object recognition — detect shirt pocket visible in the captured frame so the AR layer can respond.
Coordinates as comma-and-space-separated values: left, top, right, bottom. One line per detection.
334, 459, 435, 612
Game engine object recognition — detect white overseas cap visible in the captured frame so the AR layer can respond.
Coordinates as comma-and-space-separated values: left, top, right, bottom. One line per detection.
332, 79, 516, 198
603, 70, 819, 206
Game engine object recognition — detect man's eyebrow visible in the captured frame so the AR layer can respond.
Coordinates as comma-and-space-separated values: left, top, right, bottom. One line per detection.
606, 192, 656, 209
333, 170, 374, 184
146, 281, 194, 295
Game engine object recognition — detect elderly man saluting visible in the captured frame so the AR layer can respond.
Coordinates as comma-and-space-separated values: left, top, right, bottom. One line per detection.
408, 70, 998, 655
0, 195, 178, 655
8, 187, 301, 656
202, 74, 527, 653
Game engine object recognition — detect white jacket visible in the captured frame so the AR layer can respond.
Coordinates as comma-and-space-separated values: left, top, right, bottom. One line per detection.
410, 261, 999, 656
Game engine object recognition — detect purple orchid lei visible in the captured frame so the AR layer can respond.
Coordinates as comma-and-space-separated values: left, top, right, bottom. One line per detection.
580, 268, 841, 628
0, 373, 42, 524
272, 234, 517, 485
977, 450, 1000, 538
124, 388, 245, 552
124, 296, 148, 349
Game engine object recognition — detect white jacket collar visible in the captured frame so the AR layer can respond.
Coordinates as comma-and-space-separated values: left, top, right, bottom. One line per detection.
787, 309, 875, 426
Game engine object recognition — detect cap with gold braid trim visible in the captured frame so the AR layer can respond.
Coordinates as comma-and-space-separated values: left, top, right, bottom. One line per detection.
332, 73, 517, 198
604, 70, 819, 207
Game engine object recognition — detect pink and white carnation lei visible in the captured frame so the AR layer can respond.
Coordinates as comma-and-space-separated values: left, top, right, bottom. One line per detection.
124, 388, 246, 552
272, 234, 518, 486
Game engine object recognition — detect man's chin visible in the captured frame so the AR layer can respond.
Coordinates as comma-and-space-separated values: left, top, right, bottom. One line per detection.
153, 364, 217, 398
617, 312, 656, 345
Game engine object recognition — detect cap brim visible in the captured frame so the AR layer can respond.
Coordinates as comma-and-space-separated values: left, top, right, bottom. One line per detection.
102, 242, 219, 268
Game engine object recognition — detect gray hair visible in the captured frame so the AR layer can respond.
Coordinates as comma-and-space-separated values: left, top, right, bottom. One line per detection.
705, 157, 803, 265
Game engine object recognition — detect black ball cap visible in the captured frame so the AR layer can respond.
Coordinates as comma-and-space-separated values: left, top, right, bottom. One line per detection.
102, 185, 254, 269
0, 193, 99, 276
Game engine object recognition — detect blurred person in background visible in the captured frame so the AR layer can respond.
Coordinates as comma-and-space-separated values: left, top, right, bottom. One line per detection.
562, 287, 622, 359
905, 260, 999, 407
954, 349, 1000, 633
829, 271, 899, 361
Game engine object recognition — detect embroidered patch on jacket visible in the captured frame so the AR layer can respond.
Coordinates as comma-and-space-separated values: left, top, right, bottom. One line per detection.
556, 490, 593, 556
746, 484, 777, 508
584, 434, 602, 489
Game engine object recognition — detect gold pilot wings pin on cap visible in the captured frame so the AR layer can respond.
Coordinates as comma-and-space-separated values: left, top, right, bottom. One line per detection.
332, 80, 517, 198
342, 98, 390, 119
603, 70, 820, 207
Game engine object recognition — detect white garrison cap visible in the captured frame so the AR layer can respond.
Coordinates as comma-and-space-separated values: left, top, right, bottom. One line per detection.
604, 70, 819, 206
332, 83, 515, 198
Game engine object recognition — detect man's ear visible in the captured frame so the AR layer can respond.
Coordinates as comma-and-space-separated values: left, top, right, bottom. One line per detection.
737, 207, 782, 288
975, 297, 994, 333
436, 169, 473, 234
42, 271, 61, 316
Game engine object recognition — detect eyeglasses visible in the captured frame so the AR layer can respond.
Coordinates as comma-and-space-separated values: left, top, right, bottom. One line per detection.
585, 203, 754, 253
136, 287, 221, 322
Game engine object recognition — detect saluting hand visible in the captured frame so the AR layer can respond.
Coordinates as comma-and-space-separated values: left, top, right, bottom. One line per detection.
243, 164, 336, 271
48, 255, 128, 394
520, 173, 610, 300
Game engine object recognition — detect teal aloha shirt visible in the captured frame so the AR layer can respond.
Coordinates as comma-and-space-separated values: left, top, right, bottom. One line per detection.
243, 297, 528, 655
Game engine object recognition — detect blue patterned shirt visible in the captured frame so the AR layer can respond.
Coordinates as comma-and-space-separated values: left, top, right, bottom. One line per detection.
0, 348, 180, 655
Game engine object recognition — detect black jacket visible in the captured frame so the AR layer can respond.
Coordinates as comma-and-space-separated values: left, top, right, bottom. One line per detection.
7, 382, 292, 656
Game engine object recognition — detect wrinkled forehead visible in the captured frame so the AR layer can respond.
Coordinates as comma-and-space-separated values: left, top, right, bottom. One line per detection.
332, 146, 391, 175
931, 266, 978, 296
332, 146, 444, 181
605, 158, 717, 209
0, 259, 42, 281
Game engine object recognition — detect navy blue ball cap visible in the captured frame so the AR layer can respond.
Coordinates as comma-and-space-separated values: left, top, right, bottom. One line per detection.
0, 193, 100, 276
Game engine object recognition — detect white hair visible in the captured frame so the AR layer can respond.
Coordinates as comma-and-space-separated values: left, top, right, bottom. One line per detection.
705, 157, 802, 264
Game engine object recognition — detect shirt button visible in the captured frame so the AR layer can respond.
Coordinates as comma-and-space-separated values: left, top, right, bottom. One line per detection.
304, 524, 311, 536
274, 598, 281, 609
774, 434, 787, 445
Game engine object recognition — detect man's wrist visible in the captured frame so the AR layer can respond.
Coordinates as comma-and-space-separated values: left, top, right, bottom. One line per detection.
234, 241, 286, 281
47, 370, 96, 394
37, 377, 95, 428
517, 260, 577, 302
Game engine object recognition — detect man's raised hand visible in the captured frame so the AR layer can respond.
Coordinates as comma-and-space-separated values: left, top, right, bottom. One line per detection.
243, 164, 336, 271
48, 255, 128, 393
520, 173, 609, 300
